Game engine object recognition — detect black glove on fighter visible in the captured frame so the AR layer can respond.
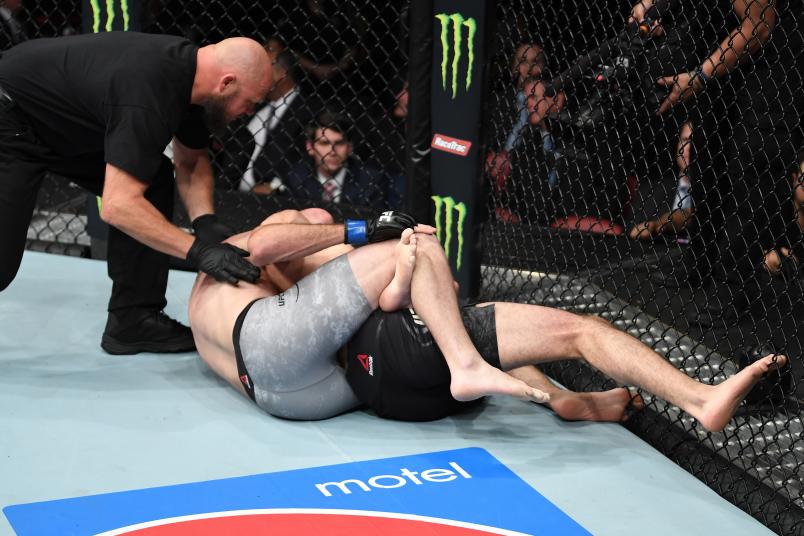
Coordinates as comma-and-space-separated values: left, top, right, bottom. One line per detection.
344, 210, 418, 245
186, 239, 261, 285
191, 214, 235, 244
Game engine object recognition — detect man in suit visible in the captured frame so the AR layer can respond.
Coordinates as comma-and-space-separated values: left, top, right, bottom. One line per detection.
284, 110, 391, 209
214, 46, 318, 194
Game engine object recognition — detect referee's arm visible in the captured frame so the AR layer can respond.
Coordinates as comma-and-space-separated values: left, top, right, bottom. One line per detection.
100, 163, 195, 259
172, 137, 215, 221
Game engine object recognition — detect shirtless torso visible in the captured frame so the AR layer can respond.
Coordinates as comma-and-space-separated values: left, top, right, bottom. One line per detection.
188, 263, 273, 396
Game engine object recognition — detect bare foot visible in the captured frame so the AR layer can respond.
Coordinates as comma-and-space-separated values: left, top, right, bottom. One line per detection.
696, 354, 787, 432
549, 388, 643, 423
378, 228, 417, 311
450, 360, 551, 404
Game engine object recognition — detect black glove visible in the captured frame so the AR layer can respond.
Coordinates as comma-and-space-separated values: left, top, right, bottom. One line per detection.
344, 210, 417, 245
186, 239, 261, 285
191, 214, 235, 244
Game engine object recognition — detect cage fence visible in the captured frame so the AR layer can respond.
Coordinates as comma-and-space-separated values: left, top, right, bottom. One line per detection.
8, 0, 804, 533
481, 0, 804, 533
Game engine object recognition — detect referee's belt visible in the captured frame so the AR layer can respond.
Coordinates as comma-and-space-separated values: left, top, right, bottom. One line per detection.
0, 84, 14, 106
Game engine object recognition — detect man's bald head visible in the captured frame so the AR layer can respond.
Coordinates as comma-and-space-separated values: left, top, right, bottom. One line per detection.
213, 37, 272, 90
194, 37, 273, 134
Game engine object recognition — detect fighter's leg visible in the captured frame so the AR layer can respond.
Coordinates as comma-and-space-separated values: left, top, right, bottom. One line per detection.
507, 366, 641, 423
492, 302, 785, 431
242, 238, 405, 420
378, 228, 417, 311
406, 234, 549, 403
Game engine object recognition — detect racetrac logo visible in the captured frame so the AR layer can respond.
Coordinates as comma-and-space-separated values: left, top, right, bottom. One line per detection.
435, 13, 477, 98
357, 354, 374, 376
431, 133, 472, 156
431, 195, 467, 271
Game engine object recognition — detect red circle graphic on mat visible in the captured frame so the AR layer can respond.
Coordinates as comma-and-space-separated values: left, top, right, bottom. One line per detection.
100, 509, 527, 536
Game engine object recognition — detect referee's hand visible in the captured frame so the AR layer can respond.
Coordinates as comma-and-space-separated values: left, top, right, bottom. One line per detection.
186, 239, 260, 285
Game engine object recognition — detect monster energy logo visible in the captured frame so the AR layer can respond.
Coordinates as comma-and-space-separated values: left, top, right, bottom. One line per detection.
90, 0, 130, 33
432, 195, 467, 271
435, 13, 477, 99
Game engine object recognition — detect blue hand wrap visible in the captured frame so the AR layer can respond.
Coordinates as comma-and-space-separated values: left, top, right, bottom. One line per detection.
345, 219, 368, 245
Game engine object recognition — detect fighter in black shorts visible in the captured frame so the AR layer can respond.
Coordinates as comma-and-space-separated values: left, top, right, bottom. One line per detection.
346, 305, 500, 421
346, 296, 789, 428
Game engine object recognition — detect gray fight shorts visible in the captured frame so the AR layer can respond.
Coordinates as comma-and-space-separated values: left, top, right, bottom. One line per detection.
233, 255, 372, 420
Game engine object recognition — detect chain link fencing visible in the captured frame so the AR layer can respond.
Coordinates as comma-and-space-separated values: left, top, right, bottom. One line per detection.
147, 0, 408, 233
481, 1, 803, 533
9, 0, 804, 532
13, 0, 406, 253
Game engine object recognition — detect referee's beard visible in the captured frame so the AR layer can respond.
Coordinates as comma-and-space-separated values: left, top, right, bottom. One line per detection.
202, 93, 234, 137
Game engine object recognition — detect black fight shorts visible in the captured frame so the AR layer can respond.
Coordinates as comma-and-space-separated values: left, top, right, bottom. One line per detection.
344, 304, 500, 421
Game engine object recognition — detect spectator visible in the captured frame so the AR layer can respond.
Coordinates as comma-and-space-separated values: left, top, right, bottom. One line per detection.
353, 80, 408, 208
490, 72, 567, 224
486, 43, 566, 223
264, 35, 285, 56
278, 0, 362, 98
630, 120, 695, 240
214, 42, 319, 194
763, 153, 804, 277
284, 110, 390, 209
486, 44, 551, 176
632, 0, 804, 327
505, 43, 547, 149
0, 0, 26, 51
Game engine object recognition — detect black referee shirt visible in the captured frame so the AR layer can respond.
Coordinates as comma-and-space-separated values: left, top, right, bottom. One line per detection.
0, 32, 209, 187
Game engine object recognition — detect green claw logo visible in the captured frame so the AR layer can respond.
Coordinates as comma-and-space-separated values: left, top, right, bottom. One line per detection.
90, 0, 130, 33
435, 13, 477, 99
432, 195, 467, 271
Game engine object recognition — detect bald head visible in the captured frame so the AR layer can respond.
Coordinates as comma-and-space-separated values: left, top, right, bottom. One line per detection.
193, 37, 273, 131
213, 37, 271, 88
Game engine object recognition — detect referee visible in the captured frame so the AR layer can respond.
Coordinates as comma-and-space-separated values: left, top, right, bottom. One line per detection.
0, 32, 271, 354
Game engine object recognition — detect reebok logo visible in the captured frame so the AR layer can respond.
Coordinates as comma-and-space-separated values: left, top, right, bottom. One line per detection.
239, 374, 251, 389
358, 354, 374, 376
431, 134, 472, 156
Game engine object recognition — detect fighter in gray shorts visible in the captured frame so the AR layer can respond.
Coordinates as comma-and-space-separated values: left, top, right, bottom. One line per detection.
233, 255, 372, 420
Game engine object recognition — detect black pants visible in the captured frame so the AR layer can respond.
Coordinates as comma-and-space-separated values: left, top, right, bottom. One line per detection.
714, 62, 803, 289
0, 99, 174, 318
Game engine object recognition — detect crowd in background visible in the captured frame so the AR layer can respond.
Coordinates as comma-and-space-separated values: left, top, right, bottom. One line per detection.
3, 0, 802, 327
2, 0, 408, 210
485, 0, 802, 329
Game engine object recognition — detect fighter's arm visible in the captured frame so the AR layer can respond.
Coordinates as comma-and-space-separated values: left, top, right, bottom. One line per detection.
172, 137, 215, 220
246, 211, 432, 267
246, 223, 346, 267
100, 163, 195, 259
